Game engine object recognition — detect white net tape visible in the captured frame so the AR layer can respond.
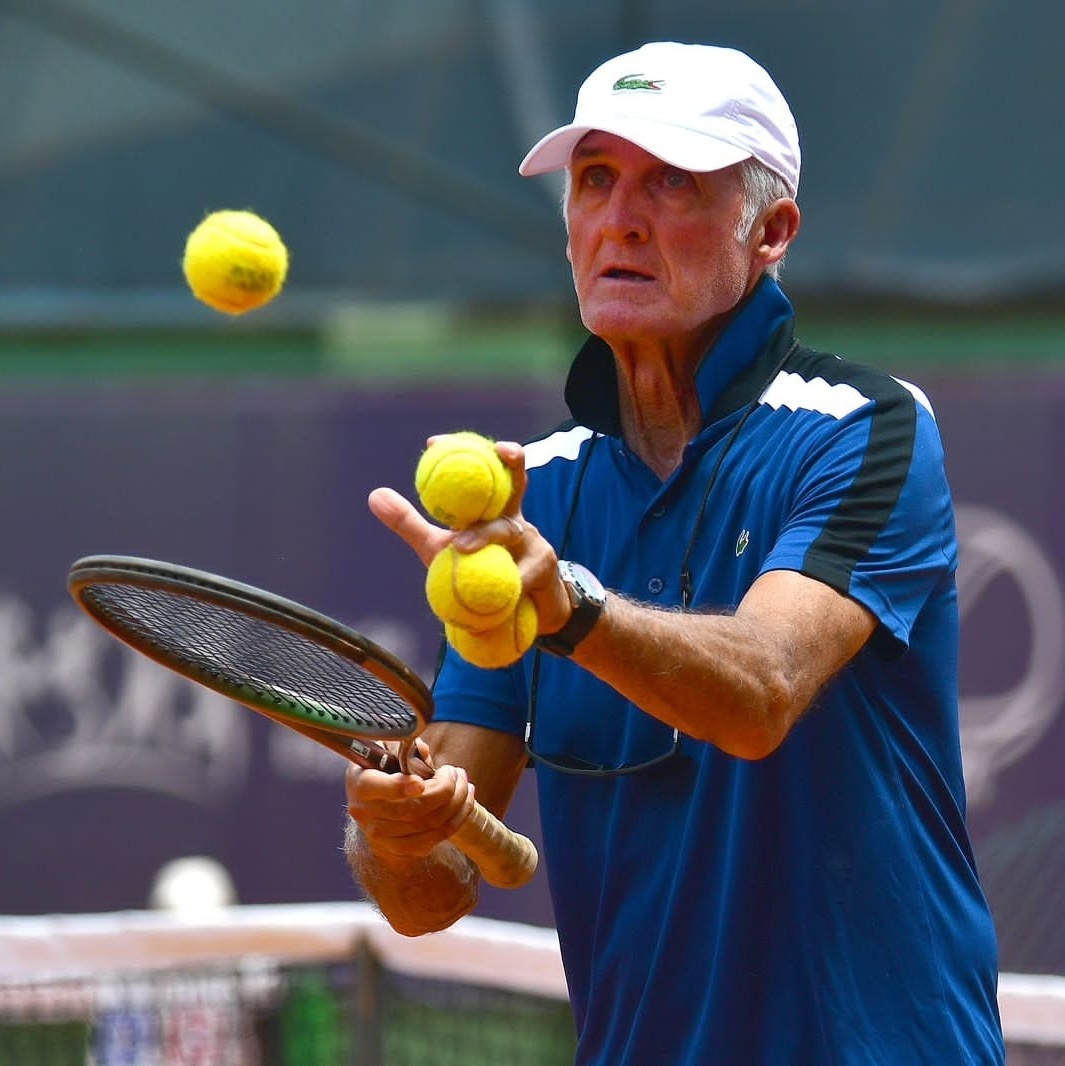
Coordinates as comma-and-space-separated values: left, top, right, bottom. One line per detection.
0, 903, 1061, 1051
0, 903, 567, 1001
999, 973, 1065, 1048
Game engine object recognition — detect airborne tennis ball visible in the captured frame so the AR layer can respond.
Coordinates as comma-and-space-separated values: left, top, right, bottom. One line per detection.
446, 596, 538, 669
415, 432, 512, 529
182, 209, 288, 314
425, 544, 522, 631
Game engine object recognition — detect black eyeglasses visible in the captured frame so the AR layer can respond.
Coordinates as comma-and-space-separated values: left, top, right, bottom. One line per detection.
524, 649, 681, 777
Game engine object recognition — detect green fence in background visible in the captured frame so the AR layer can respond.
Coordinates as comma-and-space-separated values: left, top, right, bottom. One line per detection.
1, 305, 1063, 384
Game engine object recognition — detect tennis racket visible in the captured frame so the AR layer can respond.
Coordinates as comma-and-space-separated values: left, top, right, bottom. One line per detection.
67, 554, 538, 890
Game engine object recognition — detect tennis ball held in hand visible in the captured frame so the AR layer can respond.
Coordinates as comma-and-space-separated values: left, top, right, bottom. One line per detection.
426, 544, 522, 631
415, 432, 512, 528
446, 596, 538, 669
182, 209, 288, 314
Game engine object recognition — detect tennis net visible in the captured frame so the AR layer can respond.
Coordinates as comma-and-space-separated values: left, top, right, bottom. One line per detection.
0, 902, 1062, 1064
0, 903, 573, 1065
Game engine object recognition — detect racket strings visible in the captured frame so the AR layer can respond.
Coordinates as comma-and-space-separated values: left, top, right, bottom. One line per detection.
81, 584, 418, 737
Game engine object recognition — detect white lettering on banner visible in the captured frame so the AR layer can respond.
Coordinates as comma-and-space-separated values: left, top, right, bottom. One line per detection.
956, 504, 1065, 809
0, 599, 436, 803
0, 599, 248, 808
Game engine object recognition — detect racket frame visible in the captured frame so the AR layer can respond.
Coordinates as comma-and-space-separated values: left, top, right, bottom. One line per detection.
67, 555, 538, 888
69, 555, 429, 769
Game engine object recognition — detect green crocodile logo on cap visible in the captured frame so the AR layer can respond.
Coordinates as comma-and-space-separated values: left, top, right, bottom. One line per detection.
612, 73, 665, 92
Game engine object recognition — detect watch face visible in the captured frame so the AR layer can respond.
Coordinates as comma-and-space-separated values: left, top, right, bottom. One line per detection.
562, 561, 606, 606
536, 560, 606, 656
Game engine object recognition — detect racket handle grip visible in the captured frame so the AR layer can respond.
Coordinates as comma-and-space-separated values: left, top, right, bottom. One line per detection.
453, 801, 539, 890
347, 737, 538, 888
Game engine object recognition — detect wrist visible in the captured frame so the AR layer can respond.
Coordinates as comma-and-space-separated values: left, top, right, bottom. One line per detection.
535, 560, 606, 657
345, 819, 476, 892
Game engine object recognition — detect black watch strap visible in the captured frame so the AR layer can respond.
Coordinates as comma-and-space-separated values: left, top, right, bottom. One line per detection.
535, 560, 606, 657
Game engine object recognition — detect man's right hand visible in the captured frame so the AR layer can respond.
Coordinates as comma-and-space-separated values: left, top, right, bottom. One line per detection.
344, 748, 478, 864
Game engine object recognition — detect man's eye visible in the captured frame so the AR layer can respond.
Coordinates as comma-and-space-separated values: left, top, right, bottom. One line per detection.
663, 170, 691, 189
583, 167, 611, 188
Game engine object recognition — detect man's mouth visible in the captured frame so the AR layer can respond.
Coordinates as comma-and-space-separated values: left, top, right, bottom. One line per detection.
602, 268, 653, 281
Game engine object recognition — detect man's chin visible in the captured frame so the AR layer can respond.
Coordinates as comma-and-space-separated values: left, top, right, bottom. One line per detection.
579, 299, 662, 341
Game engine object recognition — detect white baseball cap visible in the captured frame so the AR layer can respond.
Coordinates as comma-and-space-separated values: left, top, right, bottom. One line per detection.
518, 42, 800, 196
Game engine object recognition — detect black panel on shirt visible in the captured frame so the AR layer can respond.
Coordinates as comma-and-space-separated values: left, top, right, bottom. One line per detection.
787, 348, 920, 596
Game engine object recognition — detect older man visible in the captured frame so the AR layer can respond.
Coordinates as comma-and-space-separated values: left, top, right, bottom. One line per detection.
345, 42, 1005, 1065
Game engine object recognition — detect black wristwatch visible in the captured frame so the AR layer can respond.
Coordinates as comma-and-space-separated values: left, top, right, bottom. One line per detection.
535, 560, 607, 657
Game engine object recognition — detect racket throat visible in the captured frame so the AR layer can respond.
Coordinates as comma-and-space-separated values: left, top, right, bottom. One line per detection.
395, 738, 419, 775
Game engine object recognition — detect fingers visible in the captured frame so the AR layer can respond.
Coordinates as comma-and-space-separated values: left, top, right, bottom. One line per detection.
448, 439, 532, 553
372, 437, 528, 557
413, 736, 436, 773
495, 439, 528, 508
368, 486, 452, 568
435, 440, 564, 628
372, 438, 562, 634
345, 762, 475, 861
501, 515, 527, 541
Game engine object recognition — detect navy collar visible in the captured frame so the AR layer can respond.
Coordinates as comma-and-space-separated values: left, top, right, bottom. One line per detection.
564, 276, 796, 435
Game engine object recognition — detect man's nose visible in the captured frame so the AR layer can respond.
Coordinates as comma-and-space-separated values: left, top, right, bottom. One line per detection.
600, 187, 650, 242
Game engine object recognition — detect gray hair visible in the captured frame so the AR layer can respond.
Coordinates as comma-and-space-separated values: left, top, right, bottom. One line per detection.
736, 159, 793, 279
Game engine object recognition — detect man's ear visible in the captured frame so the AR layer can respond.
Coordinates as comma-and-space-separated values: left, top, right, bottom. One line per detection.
756, 199, 801, 270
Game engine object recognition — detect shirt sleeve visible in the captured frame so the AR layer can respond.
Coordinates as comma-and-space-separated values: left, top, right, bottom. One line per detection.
430, 640, 529, 735
760, 388, 956, 649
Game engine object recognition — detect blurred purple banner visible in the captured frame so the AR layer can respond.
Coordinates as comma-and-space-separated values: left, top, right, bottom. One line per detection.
0, 376, 1062, 972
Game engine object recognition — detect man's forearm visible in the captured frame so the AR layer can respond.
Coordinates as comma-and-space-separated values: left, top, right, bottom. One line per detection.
570, 571, 874, 760
343, 819, 479, 937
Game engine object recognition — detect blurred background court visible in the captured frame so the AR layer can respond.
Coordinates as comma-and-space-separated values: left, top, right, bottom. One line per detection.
1, 1, 1063, 1062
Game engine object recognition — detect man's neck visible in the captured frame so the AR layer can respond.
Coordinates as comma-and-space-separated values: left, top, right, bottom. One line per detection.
612, 349, 704, 479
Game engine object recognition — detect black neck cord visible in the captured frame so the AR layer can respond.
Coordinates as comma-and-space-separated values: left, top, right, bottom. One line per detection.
678, 340, 798, 607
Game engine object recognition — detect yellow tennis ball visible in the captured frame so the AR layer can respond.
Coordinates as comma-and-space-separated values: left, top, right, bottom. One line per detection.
446, 596, 538, 669
182, 209, 288, 315
425, 544, 521, 630
415, 431, 512, 529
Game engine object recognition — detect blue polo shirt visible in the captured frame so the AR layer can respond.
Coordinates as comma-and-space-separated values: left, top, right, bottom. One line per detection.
432, 278, 1004, 1065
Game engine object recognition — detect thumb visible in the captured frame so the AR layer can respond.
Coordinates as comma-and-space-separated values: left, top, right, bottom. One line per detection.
368, 487, 452, 568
